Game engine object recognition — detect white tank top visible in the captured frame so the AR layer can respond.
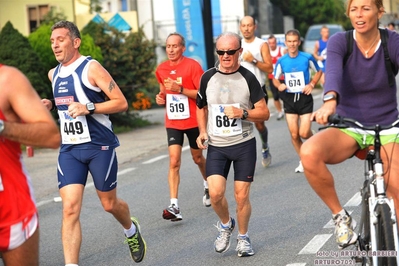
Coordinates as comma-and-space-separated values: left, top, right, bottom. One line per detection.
240, 37, 266, 87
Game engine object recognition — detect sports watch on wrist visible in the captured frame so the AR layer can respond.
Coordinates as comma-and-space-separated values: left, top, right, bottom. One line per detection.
0, 120, 4, 134
252, 59, 258, 65
323, 94, 337, 103
86, 102, 96, 114
242, 109, 249, 120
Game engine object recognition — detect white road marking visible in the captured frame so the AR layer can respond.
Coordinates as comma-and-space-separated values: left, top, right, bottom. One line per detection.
37, 199, 55, 207
344, 192, 362, 207
53, 197, 62, 202
142, 145, 190, 164
299, 234, 332, 254
286, 264, 307, 266
117, 167, 136, 176
142, 155, 168, 164
182, 145, 190, 151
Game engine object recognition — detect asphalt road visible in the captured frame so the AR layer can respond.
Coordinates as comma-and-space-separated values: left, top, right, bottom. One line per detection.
0, 88, 386, 266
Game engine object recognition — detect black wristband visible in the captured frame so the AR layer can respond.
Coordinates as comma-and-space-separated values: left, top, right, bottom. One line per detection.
50, 99, 56, 111
180, 86, 183, 94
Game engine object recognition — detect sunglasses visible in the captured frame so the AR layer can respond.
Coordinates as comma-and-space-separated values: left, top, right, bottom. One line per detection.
215, 47, 241, 56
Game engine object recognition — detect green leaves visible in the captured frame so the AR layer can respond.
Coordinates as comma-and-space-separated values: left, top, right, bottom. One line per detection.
270, 0, 351, 37
0, 21, 51, 98
82, 22, 157, 110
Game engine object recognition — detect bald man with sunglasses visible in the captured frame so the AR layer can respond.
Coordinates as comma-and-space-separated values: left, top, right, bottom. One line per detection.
196, 32, 269, 257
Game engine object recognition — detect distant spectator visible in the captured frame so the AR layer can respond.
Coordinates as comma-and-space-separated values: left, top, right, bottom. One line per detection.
387, 22, 396, 31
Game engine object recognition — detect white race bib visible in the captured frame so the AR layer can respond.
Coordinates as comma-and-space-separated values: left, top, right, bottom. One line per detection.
285, 71, 305, 93
211, 103, 242, 136
59, 110, 91, 144
166, 94, 190, 120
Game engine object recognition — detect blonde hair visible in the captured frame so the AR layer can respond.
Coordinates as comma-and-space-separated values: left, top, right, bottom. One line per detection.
345, 0, 385, 16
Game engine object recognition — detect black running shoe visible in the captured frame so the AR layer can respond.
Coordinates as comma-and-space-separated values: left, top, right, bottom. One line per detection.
125, 217, 146, 263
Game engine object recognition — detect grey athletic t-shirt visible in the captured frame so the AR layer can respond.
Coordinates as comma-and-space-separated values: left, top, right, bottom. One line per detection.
197, 65, 265, 147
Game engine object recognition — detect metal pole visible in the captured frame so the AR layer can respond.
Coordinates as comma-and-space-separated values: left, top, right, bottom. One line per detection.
202, 0, 215, 69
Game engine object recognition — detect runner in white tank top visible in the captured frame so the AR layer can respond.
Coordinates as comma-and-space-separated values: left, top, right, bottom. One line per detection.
239, 16, 274, 168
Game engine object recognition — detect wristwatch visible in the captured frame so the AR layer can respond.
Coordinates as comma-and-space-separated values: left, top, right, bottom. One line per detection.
242, 109, 249, 120
86, 102, 96, 114
0, 119, 4, 134
252, 59, 258, 65
323, 94, 337, 103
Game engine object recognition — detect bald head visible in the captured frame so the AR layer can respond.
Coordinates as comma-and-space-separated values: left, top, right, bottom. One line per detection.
240, 16, 257, 41
240, 16, 256, 26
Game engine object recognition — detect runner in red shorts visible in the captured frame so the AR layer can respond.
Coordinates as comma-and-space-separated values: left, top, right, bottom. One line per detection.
0, 64, 60, 265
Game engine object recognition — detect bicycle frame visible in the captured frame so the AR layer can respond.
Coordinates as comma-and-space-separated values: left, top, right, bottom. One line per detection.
367, 156, 399, 265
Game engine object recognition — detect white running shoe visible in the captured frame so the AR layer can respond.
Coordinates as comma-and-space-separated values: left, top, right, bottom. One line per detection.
236, 236, 255, 257
214, 217, 235, 253
162, 204, 182, 221
277, 112, 284, 120
295, 161, 304, 173
262, 148, 272, 168
333, 210, 358, 249
203, 188, 211, 207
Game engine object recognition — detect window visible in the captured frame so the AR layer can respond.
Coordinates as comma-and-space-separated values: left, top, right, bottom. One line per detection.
28, 5, 49, 33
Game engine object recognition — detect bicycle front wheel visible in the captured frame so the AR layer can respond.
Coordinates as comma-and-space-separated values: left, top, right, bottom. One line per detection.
374, 203, 397, 266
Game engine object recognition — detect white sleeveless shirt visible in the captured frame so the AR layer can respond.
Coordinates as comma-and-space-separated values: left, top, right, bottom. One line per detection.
240, 37, 266, 87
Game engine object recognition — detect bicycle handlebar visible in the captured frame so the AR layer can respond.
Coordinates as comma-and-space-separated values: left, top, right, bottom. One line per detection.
325, 114, 399, 133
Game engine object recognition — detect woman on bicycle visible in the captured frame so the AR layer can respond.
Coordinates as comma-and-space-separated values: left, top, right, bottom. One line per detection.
300, 0, 399, 249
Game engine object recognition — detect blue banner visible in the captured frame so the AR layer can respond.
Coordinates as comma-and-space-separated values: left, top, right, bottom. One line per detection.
211, 0, 221, 37
173, 0, 207, 70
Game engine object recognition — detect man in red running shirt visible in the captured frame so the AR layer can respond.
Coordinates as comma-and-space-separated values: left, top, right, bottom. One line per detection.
155, 33, 208, 221
267, 35, 286, 120
0, 64, 60, 265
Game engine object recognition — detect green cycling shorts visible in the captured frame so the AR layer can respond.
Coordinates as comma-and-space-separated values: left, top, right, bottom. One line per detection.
341, 128, 399, 150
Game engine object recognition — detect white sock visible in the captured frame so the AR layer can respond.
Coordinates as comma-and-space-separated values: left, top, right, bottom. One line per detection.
333, 209, 346, 218
65, 264, 79, 266
123, 222, 137, 238
204, 180, 208, 189
238, 232, 249, 239
171, 198, 178, 207
221, 218, 231, 228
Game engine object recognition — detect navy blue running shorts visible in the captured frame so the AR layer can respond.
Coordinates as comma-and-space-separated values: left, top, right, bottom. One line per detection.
166, 127, 200, 149
57, 149, 118, 191
206, 138, 256, 182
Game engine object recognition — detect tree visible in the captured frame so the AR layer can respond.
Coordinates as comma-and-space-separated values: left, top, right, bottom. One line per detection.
90, 0, 102, 13
29, 22, 103, 72
270, 0, 351, 36
41, 6, 68, 28
28, 24, 57, 71
81, 22, 157, 108
0, 21, 51, 98
110, 28, 157, 103
80, 21, 157, 128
